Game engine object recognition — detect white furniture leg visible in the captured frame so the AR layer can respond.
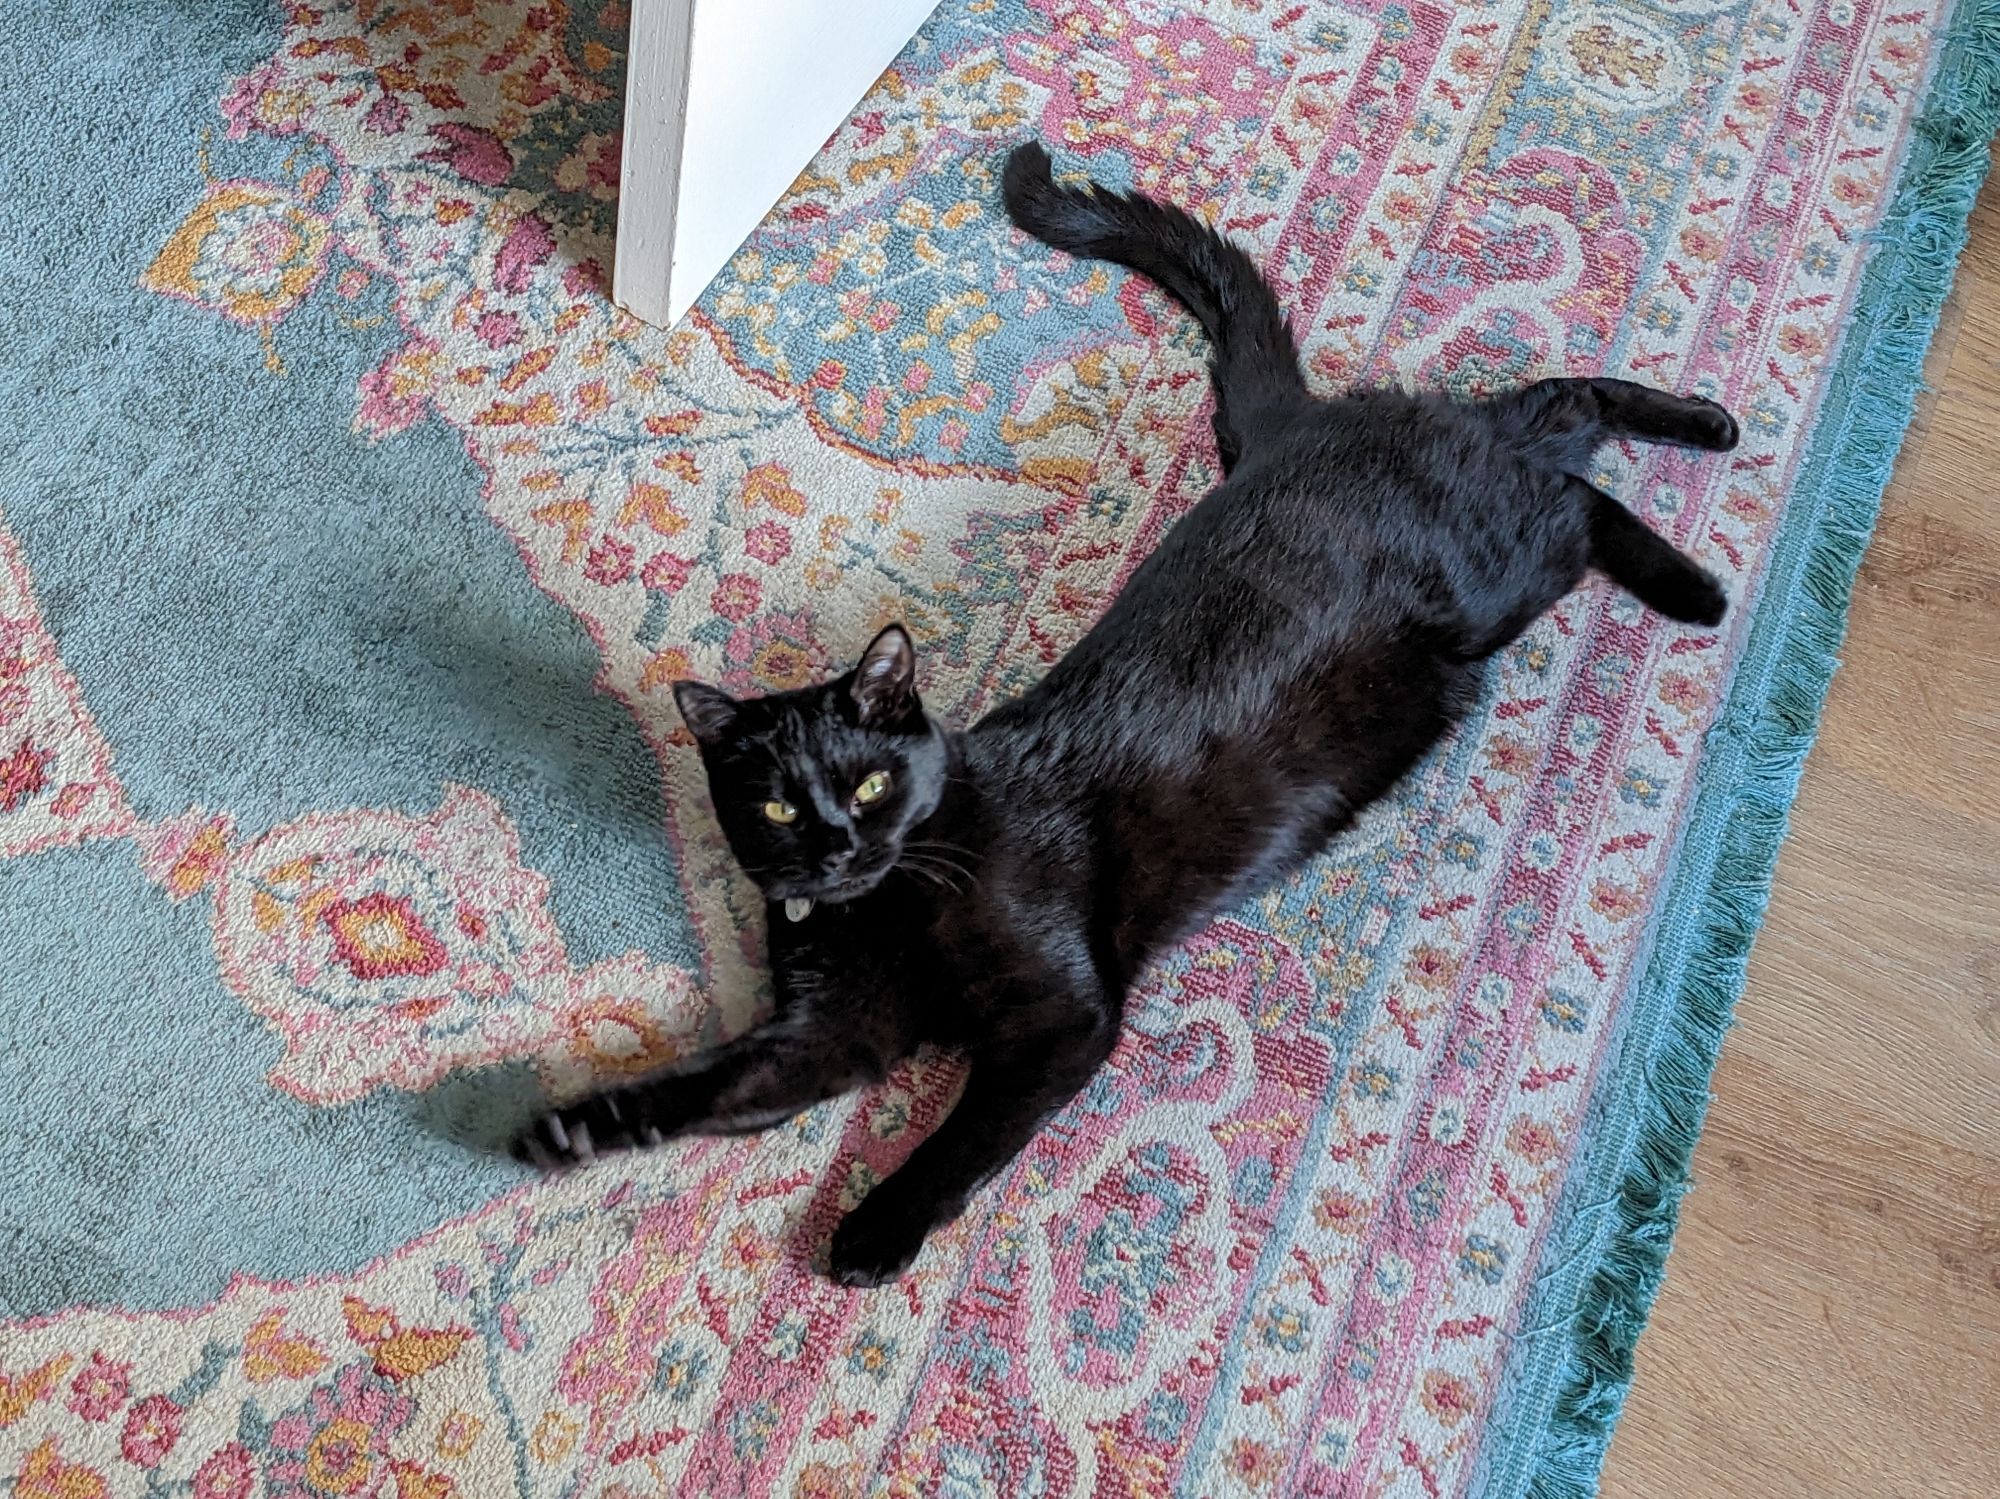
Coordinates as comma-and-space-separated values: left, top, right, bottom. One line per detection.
613, 0, 943, 329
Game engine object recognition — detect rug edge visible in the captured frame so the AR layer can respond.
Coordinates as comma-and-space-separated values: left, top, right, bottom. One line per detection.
1518, 7, 2000, 1495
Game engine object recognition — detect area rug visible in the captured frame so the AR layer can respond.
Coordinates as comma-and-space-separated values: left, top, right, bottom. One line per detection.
2, 0, 1994, 1493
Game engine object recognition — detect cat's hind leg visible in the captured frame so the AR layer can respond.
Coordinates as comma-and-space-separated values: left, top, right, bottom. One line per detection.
1578, 477, 1728, 626
1579, 377, 1738, 450
512, 1022, 894, 1167
1489, 377, 1738, 473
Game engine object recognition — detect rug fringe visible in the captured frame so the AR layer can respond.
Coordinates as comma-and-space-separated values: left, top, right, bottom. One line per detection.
1519, 5, 2000, 1495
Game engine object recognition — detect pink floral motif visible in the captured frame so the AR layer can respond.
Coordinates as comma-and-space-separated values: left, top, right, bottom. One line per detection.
640, 551, 694, 595
583, 533, 636, 586
190, 1442, 256, 1499
417, 122, 514, 187
118, 1394, 182, 1468
264, 1363, 412, 1499
362, 93, 410, 138
709, 572, 761, 622
493, 212, 555, 294
473, 311, 521, 349
65, 1354, 130, 1423
713, 608, 833, 696
744, 521, 792, 567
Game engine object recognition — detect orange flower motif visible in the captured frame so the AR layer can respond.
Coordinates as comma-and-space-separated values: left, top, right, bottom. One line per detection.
1421, 1370, 1476, 1427
1677, 225, 1724, 262
1226, 1438, 1283, 1488
1658, 670, 1709, 713
1450, 42, 1496, 79
1589, 880, 1645, 922
1506, 1116, 1562, 1164
752, 640, 817, 691
1776, 323, 1827, 359
1406, 944, 1459, 992
796, 1461, 864, 1499
1383, 191, 1426, 224
1483, 734, 1538, 778
741, 462, 809, 518
1723, 487, 1769, 523
1314, 1190, 1369, 1235
564, 998, 674, 1076
638, 646, 694, 695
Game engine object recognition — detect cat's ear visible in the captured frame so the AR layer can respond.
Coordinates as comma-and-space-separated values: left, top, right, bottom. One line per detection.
674, 680, 741, 747
851, 624, 918, 727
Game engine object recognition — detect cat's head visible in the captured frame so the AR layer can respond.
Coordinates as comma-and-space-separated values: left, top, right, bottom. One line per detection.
673, 625, 950, 911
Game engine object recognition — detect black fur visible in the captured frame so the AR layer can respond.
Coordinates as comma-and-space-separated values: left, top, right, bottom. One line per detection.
513, 142, 1734, 1285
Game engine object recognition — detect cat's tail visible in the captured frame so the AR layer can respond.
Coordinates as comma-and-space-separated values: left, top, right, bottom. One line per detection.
1002, 141, 1309, 448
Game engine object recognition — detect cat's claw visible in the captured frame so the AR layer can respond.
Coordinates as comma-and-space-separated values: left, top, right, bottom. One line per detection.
510, 1109, 596, 1170
825, 1201, 928, 1288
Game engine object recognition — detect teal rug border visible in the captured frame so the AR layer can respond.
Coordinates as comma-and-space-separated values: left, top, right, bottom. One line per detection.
1502, 6, 2000, 1495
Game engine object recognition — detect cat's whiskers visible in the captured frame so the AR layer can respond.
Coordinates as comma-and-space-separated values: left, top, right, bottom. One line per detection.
906, 837, 977, 859
898, 846, 976, 893
897, 851, 970, 889
897, 860, 959, 894
908, 855, 968, 891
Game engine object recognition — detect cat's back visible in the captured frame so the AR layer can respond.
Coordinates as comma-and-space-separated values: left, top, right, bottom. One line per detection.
955, 391, 1532, 972
1002, 392, 1527, 728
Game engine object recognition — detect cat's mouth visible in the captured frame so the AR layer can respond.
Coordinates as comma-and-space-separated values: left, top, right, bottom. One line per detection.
772, 868, 889, 919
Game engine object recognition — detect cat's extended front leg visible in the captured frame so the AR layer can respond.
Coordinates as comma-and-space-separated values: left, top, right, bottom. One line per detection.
826, 1012, 1116, 1287
513, 1023, 892, 1168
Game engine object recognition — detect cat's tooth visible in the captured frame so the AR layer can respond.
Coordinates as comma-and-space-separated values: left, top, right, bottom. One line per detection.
785, 897, 813, 923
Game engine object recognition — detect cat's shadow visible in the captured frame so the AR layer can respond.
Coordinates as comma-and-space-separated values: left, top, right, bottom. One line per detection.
406, 1060, 549, 1157
386, 593, 696, 844
353, 583, 743, 1159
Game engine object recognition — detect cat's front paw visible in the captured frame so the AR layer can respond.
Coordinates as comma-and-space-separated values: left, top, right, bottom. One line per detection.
825, 1197, 931, 1288
510, 1090, 662, 1171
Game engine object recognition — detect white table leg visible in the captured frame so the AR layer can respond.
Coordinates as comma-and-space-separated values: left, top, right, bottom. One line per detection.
612, 0, 942, 328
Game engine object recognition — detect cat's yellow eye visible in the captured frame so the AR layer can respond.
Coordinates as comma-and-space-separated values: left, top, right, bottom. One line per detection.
763, 800, 798, 825
854, 771, 892, 806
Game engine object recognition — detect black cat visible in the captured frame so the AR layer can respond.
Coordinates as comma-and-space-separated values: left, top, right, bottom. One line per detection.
512, 142, 1734, 1286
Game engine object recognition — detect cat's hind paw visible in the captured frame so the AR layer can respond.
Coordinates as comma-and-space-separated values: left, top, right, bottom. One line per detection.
825, 1197, 930, 1288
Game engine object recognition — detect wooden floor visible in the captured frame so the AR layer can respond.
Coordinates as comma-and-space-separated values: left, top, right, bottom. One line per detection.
1600, 166, 2000, 1495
